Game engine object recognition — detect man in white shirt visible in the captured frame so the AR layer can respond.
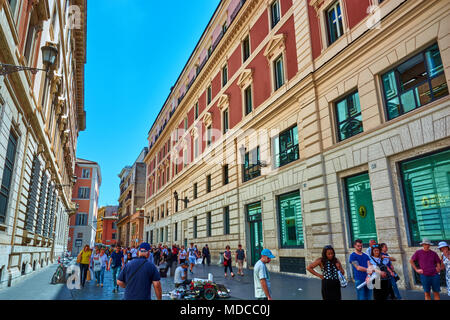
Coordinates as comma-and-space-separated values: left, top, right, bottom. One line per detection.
254, 249, 275, 300
174, 261, 190, 288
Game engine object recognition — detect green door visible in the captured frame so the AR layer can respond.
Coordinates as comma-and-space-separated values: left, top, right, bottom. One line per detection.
345, 173, 377, 245
247, 202, 263, 266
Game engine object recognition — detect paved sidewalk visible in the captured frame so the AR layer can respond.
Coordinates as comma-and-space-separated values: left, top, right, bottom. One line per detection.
0, 261, 448, 300
0, 263, 72, 300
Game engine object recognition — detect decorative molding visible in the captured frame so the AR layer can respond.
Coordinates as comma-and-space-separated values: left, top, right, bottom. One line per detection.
237, 69, 253, 89
202, 112, 213, 127
263, 33, 286, 60
190, 126, 199, 138
217, 94, 229, 111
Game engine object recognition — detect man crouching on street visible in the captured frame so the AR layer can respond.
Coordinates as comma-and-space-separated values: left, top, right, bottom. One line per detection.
117, 242, 162, 300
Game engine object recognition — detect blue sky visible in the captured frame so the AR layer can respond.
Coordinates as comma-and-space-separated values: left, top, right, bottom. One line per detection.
78, 0, 221, 207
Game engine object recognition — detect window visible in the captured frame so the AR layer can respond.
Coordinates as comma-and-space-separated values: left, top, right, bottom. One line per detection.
206, 212, 212, 237
242, 36, 251, 62
206, 175, 211, 193
382, 43, 448, 120
243, 147, 261, 182
78, 187, 90, 199
81, 169, 90, 179
278, 191, 304, 247
150, 230, 154, 244
207, 86, 212, 105
193, 216, 197, 239
174, 222, 178, 241
75, 213, 87, 226
223, 164, 229, 185
400, 149, 450, 246
274, 126, 299, 168
244, 85, 252, 115
273, 55, 285, 90
145, 232, 149, 242
222, 64, 228, 87
194, 137, 199, 159
165, 226, 168, 242
183, 148, 188, 167
160, 227, 164, 242
112, 233, 116, 240
206, 125, 212, 147
335, 91, 363, 141
0, 130, 18, 224
344, 173, 377, 245
326, 1, 344, 45
8, 0, 18, 16
193, 183, 198, 199
194, 102, 199, 120
270, 0, 281, 28
77, 233, 83, 238
24, 25, 37, 66
223, 108, 229, 134
224, 206, 230, 235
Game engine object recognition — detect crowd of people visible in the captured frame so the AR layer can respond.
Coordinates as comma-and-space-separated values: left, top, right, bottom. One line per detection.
74, 237, 450, 301
307, 237, 450, 301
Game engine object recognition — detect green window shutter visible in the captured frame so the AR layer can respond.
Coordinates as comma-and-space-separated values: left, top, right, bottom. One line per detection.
278, 191, 304, 247
25, 157, 41, 232
401, 149, 450, 245
224, 206, 230, 235
345, 173, 377, 245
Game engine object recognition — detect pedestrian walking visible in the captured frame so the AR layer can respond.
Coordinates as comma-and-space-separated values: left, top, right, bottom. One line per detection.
188, 243, 199, 274
108, 245, 124, 293
77, 245, 92, 288
349, 239, 372, 300
380, 243, 402, 300
122, 248, 128, 264
438, 241, 450, 297
223, 245, 235, 278
117, 242, 162, 300
153, 246, 161, 266
368, 244, 391, 301
178, 245, 187, 265
410, 238, 442, 300
202, 244, 211, 266
307, 245, 345, 300
174, 261, 191, 288
254, 249, 274, 300
235, 244, 246, 276
126, 252, 133, 264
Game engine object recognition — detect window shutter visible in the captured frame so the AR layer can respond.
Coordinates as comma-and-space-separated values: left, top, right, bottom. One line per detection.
36, 173, 48, 235
25, 156, 41, 231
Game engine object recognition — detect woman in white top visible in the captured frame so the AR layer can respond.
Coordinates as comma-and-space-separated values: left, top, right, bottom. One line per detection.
438, 241, 450, 296
92, 248, 109, 287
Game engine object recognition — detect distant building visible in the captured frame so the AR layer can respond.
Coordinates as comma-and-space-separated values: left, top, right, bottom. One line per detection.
96, 206, 119, 246
117, 148, 147, 247
68, 159, 101, 255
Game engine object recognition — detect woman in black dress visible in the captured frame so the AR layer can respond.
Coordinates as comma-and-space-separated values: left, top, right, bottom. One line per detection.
307, 245, 345, 300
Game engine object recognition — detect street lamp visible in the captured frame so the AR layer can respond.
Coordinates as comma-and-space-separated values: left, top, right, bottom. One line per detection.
173, 191, 189, 208
56, 175, 78, 188
0, 45, 58, 76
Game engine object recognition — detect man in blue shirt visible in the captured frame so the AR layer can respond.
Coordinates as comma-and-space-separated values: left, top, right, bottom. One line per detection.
108, 245, 124, 293
117, 242, 162, 300
349, 239, 372, 300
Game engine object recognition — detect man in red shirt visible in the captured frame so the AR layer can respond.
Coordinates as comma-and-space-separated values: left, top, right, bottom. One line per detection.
410, 238, 442, 300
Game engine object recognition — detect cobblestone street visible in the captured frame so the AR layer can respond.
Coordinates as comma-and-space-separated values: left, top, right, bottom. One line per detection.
0, 261, 449, 300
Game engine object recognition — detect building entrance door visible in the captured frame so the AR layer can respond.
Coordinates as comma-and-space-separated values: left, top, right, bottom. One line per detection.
247, 202, 263, 266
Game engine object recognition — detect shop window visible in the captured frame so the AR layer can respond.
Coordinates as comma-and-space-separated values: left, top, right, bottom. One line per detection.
400, 149, 450, 246
278, 191, 304, 247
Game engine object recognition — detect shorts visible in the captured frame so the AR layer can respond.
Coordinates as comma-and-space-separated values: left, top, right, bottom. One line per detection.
189, 257, 196, 264
237, 259, 244, 269
420, 274, 440, 293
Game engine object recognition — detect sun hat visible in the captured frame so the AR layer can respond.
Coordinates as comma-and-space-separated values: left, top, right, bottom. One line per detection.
261, 249, 275, 259
139, 242, 151, 252
420, 238, 433, 245
438, 241, 449, 249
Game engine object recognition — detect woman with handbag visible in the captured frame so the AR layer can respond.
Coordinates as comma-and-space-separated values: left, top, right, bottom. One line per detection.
223, 245, 235, 278
307, 245, 345, 300
380, 243, 402, 299
78, 245, 92, 288
368, 244, 392, 301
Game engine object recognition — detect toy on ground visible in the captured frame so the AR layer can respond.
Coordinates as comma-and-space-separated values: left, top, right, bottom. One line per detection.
170, 278, 230, 300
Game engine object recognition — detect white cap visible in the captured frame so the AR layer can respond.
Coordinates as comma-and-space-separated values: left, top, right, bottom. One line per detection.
438, 241, 449, 249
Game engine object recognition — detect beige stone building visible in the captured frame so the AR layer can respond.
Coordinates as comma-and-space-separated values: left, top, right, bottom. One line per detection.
143, 0, 450, 291
0, 0, 86, 287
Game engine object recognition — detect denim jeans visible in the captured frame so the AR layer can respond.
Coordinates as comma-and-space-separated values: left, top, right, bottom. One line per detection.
111, 266, 121, 289
355, 279, 372, 300
95, 266, 106, 284
390, 277, 402, 299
